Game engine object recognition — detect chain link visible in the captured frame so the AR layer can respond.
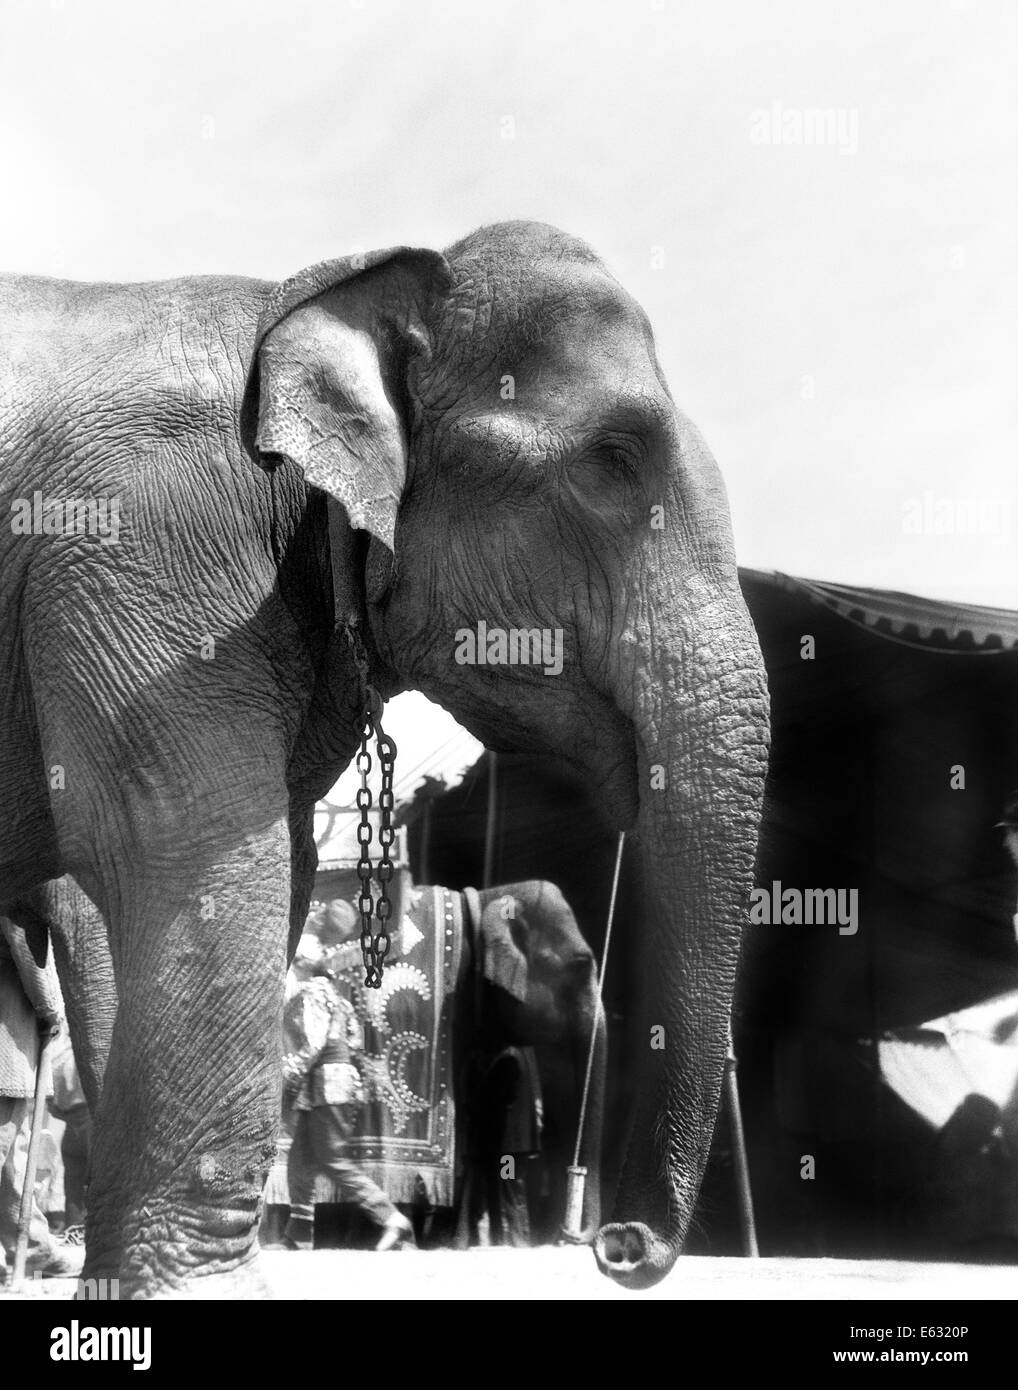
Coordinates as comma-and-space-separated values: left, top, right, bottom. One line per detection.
346, 623, 397, 989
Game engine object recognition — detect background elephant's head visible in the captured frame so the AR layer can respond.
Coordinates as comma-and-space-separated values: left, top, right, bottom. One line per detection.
468, 879, 606, 1243
249, 221, 770, 1287
473, 881, 599, 1050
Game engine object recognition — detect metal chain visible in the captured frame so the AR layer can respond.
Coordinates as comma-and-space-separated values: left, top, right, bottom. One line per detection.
346, 623, 397, 989
373, 726, 396, 981
355, 730, 376, 982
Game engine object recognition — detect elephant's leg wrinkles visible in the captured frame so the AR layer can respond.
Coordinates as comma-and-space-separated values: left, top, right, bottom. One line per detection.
83, 817, 290, 1297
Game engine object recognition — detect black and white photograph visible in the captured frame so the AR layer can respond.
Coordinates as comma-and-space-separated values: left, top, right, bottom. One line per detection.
0, 0, 1015, 1361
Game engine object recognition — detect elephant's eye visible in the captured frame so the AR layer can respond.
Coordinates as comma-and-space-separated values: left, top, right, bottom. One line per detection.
564, 434, 646, 519
600, 448, 636, 483
593, 438, 641, 483
582, 421, 649, 481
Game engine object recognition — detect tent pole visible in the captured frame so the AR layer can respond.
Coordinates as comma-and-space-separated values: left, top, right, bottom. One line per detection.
482, 751, 498, 889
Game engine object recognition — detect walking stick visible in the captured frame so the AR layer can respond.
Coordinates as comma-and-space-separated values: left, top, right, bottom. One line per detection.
11, 1025, 56, 1292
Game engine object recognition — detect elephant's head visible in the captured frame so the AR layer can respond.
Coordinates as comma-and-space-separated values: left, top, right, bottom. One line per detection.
473, 881, 599, 1048
471, 879, 606, 1243
250, 222, 770, 1288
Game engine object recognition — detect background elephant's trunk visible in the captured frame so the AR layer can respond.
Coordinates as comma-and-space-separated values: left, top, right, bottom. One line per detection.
595, 585, 768, 1288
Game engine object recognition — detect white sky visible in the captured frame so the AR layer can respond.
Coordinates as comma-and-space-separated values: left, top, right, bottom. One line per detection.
2, 0, 1015, 792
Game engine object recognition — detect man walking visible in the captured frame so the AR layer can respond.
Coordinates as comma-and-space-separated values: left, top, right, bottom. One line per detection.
283, 905, 414, 1252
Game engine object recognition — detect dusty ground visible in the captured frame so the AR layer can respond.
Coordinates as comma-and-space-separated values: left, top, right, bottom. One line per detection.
3, 1248, 1014, 1300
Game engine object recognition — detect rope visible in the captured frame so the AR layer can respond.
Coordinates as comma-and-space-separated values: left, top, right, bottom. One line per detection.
572, 831, 625, 1168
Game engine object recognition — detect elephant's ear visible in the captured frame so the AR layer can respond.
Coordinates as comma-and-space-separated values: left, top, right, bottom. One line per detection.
252, 248, 450, 554
478, 895, 529, 1003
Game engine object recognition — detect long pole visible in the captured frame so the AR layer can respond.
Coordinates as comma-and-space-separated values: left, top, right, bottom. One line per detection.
481, 751, 498, 888
724, 1023, 759, 1257
562, 832, 625, 1242
11, 1027, 55, 1291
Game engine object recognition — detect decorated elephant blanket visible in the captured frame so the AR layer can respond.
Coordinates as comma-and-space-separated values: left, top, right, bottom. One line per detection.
266, 885, 464, 1208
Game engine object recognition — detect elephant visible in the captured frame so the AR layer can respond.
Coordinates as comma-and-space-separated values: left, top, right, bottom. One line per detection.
0, 221, 770, 1295
454, 879, 606, 1248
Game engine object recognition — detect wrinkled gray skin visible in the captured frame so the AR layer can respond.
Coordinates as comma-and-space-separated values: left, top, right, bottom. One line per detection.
0, 222, 769, 1295
460, 880, 606, 1243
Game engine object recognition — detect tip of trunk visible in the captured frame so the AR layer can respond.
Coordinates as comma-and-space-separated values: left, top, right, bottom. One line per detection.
593, 1222, 678, 1290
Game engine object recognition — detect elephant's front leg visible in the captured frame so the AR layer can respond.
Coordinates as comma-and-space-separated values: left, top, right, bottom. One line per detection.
83, 818, 291, 1299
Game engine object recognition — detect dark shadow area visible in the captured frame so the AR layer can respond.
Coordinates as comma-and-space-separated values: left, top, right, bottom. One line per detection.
392, 571, 1018, 1258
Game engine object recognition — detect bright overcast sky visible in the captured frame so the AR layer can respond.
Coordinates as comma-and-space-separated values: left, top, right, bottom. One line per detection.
2, 0, 1015, 792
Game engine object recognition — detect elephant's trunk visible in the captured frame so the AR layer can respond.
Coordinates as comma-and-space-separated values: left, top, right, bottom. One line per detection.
594, 575, 768, 1288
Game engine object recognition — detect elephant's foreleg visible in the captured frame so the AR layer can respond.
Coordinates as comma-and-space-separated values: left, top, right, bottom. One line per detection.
83, 817, 291, 1298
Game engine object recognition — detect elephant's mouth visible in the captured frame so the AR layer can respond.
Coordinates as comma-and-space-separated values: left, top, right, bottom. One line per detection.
448, 683, 640, 832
